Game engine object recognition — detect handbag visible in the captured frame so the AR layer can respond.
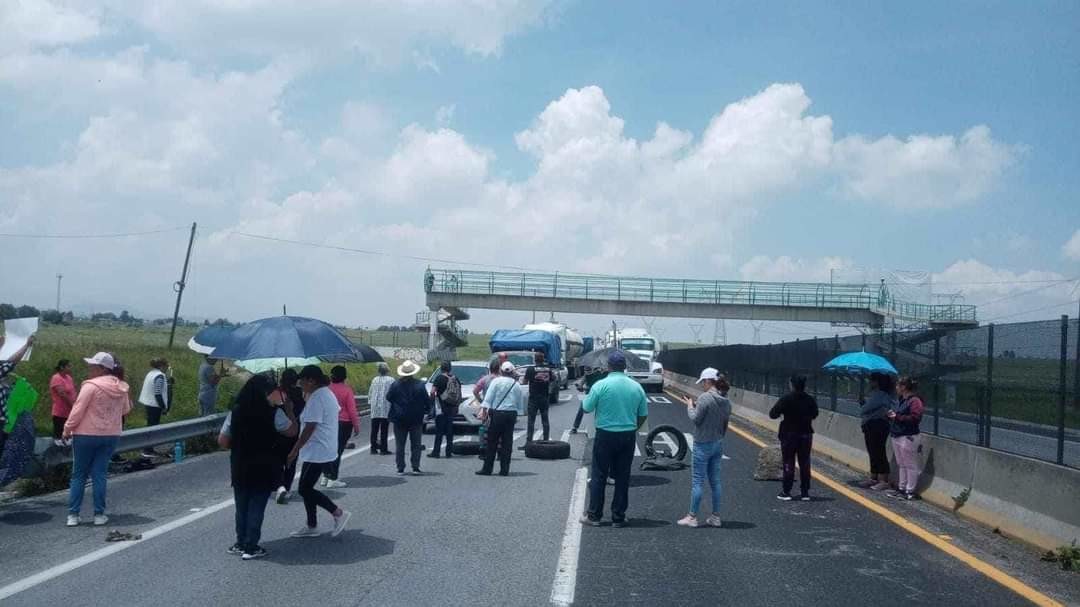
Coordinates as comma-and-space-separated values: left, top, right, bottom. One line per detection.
482, 381, 514, 428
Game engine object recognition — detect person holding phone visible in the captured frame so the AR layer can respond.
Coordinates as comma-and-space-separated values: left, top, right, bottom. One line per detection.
676, 368, 731, 528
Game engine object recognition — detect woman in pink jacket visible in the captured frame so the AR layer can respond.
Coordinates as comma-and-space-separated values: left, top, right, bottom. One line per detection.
63, 352, 132, 527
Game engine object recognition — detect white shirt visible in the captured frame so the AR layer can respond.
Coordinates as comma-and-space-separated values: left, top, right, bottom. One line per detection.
482, 376, 525, 414
299, 386, 340, 463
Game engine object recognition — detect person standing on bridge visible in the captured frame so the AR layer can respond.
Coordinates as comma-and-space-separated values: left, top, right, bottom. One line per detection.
288, 366, 351, 538
859, 372, 896, 491
887, 376, 925, 500
63, 352, 131, 527
520, 351, 555, 449
368, 362, 393, 455
677, 368, 732, 528
580, 351, 648, 527
769, 374, 819, 501
323, 365, 360, 488
386, 360, 429, 475
218, 374, 297, 560
476, 361, 525, 476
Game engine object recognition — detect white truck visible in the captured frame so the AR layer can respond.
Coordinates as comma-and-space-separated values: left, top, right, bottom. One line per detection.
607, 328, 664, 393
523, 322, 584, 384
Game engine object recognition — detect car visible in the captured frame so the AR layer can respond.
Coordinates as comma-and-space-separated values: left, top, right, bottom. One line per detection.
491, 351, 561, 404
424, 361, 492, 429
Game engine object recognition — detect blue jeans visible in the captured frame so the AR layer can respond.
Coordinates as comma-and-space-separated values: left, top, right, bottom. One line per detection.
689, 439, 723, 516
233, 487, 272, 550
69, 435, 118, 515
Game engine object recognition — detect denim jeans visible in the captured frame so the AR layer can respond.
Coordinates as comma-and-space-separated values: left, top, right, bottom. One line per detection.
69, 435, 118, 515
689, 439, 723, 516
432, 413, 455, 456
233, 487, 271, 550
587, 429, 636, 522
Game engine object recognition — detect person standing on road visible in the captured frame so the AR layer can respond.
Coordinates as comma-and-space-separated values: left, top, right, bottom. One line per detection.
63, 352, 132, 527
368, 363, 393, 455
473, 359, 500, 404
676, 368, 731, 528
49, 359, 76, 446
287, 365, 351, 538
138, 358, 172, 456
858, 372, 896, 491
769, 375, 820, 501
218, 374, 297, 560
0, 334, 35, 457
580, 351, 648, 527
324, 366, 360, 488
274, 369, 306, 504
570, 367, 607, 434
476, 361, 525, 476
198, 356, 222, 416
888, 376, 925, 500
430, 360, 461, 458
520, 351, 555, 448
386, 360, 430, 475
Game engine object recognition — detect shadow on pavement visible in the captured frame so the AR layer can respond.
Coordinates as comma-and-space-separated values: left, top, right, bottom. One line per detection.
106, 513, 157, 526
718, 520, 757, 530
335, 476, 407, 488
502, 471, 538, 477
261, 531, 394, 565
0, 510, 53, 526
628, 475, 671, 487
623, 518, 672, 529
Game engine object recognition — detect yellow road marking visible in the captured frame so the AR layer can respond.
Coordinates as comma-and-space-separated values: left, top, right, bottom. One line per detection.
727, 422, 1063, 607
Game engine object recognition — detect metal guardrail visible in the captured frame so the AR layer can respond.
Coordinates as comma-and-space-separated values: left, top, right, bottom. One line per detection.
424, 268, 976, 324
35, 396, 372, 467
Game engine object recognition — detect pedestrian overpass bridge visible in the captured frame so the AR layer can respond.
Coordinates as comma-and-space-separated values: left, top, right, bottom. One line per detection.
423, 268, 977, 328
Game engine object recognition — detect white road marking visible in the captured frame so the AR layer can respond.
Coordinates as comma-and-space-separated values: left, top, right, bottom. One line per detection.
512, 430, 528, 443
648, 396, 671, 404
534, 429, 545, 441
655, 431, 678, 455
0, 444, 372, 601
634, 442, 641, 457
686, 432, 694, 452
550, 466, 588, 607
559, 394, 574, 402
560, 430, 570, 443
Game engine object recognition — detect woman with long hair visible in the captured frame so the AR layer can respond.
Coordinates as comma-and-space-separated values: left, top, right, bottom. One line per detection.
49, 359, 76, 445
888, 376, 925, 500
274, 369, 306, 504
218, 374, 297, 560
858, 372, 896, 491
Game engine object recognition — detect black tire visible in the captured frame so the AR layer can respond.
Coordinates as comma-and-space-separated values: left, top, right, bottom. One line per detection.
643, 425, 689, 461
451, 441, 483, 456
549, 385, 559, 404
524, 440, 571, 460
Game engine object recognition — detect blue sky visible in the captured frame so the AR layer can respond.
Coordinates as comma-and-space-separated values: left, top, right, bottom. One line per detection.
1, 1, 1078, 342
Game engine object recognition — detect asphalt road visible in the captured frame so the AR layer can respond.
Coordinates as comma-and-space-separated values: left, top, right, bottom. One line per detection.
1, 387, 1076, 606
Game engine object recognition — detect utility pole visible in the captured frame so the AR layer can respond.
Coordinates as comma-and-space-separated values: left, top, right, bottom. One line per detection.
168, 222, 197, 349
751, 321, 764, 345
688, 323, 705, 344
713, 319, 727, 346
55, 274, 63, 311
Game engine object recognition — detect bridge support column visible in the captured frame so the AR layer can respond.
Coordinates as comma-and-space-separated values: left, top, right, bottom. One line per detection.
428, 307, 439, 362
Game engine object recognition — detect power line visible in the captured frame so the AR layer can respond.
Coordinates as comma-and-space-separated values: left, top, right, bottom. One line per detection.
982, 298, 1080, 323
0, 226, 188, 239
971, 277, 1080, 307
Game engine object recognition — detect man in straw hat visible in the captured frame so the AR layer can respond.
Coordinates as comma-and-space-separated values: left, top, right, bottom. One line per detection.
386, 360, 431, 476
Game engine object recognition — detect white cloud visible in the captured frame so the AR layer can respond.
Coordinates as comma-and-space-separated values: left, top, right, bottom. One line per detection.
739, 255, 852, 283
0, 0, 101, 54
1063, 229, 1080, 261
833, 125, 1020, 209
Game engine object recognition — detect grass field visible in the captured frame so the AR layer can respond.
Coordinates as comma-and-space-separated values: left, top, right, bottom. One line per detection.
8, 323, 435, 437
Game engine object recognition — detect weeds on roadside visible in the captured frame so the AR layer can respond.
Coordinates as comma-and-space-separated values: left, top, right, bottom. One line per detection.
1042, 541, 1080, 572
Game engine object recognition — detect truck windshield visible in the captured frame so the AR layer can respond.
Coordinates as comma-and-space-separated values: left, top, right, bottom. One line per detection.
620, 339, 655, 351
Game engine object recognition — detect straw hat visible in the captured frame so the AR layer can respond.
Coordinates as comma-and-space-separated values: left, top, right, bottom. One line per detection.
397, 360, 422, 377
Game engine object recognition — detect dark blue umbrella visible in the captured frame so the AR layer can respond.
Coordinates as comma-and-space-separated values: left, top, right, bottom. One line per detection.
187, 324, 236, 355
210, 316, 381, 363
823, 351, 898, 375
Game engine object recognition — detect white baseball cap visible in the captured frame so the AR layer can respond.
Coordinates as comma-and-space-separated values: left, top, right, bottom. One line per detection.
84, 352, 116, 370
696, 367, 720, 384
500, 361, 516, 373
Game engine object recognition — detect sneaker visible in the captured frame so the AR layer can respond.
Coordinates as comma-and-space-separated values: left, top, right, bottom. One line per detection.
676, 515, 700, 528
445, 453, 453, 458
241, 547, 268, 560
66, 514, 80, 527
903, 492, 918, 501
611, 520, 627, 528
325, 479, 347, 489
275, 488, 289, 505
396, 470, 407, 476
705, 515, 724, 528
226, 543, 244, 556
569, 428, 578, 435
290, 526, 321, 538
410, 469, 423, 476
331, 510, 352, 538
856, 479, 877, 489
776, 492, 793, 501
579, 515, 602, 527
886, 489, 904, 499
319, 476, 329, 487
93, 514, 109, 526
498, 470, 509, 477
427, 452, 441, 458
799, 494, 812, 502
870, 482, 891, 491
475, 470, 492, 476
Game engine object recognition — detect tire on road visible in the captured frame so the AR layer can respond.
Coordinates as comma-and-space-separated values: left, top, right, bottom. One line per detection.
643, 425, 689, 461
451, 441, 483, 456
524, 440, 571, 460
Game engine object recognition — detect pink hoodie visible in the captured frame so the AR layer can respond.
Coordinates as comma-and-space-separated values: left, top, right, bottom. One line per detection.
64, 375, 132, 437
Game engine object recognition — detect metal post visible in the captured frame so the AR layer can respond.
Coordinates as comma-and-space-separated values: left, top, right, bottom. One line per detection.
858, 332, 867, 402
986, 323, 994, 448
933, 336, 941, 436
1074, 301, 1079, 412
55, 274, 63, 312
831, 334, 839, 411
428, 307, 439, 362
168, 222, 197, 349
976, 385, 986, 447
1058, 315, 1068, 465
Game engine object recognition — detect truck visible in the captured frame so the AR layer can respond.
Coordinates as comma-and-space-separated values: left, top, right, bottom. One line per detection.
522, 322, 584, 382
489, 329, 564, 403
606, 328, 665, 393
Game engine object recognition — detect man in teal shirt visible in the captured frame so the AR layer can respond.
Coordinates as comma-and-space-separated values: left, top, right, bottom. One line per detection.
581, 350, 648, 527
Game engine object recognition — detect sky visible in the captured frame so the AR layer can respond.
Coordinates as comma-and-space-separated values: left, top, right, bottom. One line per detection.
1, 0, 1079, 344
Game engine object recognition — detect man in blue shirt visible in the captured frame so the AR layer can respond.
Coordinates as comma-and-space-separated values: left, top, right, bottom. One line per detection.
580, 351, 648, 527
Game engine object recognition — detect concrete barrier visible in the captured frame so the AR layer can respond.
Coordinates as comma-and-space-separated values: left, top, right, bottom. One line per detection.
665, 371, 1080, 551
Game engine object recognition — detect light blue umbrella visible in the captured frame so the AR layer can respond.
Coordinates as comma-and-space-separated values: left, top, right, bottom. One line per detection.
210, 316, 381, 363
823, 351, 898, 375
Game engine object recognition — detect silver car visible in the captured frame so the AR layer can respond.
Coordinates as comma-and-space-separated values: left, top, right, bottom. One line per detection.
424, 361, 492, 429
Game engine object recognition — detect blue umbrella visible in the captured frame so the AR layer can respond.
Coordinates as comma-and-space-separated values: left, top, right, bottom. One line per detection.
823, 351, 898, 375
210, 316, 381, 363
187, 324, 237, 355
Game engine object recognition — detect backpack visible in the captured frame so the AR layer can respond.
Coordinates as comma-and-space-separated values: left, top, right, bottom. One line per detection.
442, 374, 463, 407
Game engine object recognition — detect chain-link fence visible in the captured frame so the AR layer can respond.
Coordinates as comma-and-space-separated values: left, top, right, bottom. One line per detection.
659, 315, 1080, 468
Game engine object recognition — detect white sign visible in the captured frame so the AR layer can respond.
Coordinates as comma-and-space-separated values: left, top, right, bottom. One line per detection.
0, 317, 38, 361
